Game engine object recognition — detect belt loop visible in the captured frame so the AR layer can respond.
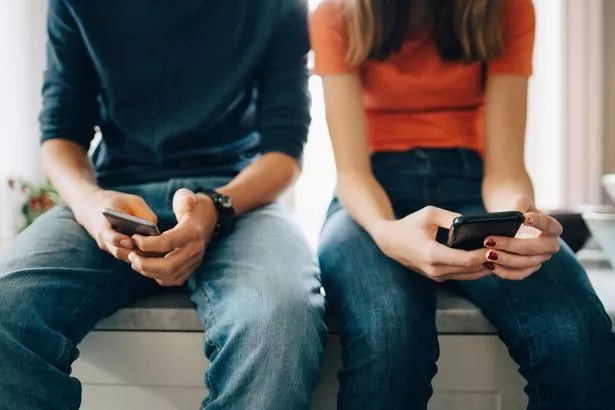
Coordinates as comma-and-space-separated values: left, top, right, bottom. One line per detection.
414, 148, 427, 160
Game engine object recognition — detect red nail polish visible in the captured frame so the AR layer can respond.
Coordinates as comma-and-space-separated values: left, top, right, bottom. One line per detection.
485, 239, 496, 247
484, 262, 496, 271
487, 251, 499, 261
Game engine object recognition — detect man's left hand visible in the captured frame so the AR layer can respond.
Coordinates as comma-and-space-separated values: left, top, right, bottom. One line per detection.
129, 188, 217, 287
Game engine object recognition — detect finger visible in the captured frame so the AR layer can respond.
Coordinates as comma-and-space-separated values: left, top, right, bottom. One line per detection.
154, 265, 195, 287
434, 270, 492, 283
524, 212, 563, 236
106, 245, 132, 262
424, 242, 486, 269
156, 275, 190, 287
173, 188, 197, 223
491, 264, 541, 281
422, 206, 460, 229
484, 249, 551, 269
129, 247, 199, 278
99, 228, 134, 249
133, 223, 192, 254
127, 196, 158, 224
424, 261, 487, 278
484, 235, 560, 255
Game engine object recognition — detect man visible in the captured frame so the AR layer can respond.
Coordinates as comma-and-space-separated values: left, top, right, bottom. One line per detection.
0, 1, 326, 409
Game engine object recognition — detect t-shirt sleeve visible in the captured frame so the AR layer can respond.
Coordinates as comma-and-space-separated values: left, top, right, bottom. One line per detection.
255, 0, 311, 161
309, 1, 357, 75
39, 0, 100, 149
488, 0, 536, 76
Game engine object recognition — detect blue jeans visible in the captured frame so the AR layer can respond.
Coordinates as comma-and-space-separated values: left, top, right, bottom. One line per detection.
319, 149, 615, 410
0, 177, 326, 410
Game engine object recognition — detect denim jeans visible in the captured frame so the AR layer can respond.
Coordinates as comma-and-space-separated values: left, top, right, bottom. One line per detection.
319, 148, 615, 410
0, 177, 327, 410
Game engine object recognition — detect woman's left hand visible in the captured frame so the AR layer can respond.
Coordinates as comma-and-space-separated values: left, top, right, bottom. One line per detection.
483, 198, 563, 280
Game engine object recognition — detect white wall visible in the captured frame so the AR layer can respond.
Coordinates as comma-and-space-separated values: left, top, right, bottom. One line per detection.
0, 0, 47, 238
603, 0, 615, 203
525, 0, 564, 210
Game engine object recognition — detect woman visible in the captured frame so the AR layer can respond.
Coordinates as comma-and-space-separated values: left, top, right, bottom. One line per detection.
310, 0, 615, 409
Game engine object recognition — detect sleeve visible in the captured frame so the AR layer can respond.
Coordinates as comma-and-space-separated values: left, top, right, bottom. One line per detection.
309, 1, 356, 75
255, 0, 311, 161
488, 0, 536, 76
39, 0, 100, 149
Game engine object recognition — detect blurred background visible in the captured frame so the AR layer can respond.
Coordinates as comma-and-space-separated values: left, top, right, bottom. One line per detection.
0, 0, 613, 249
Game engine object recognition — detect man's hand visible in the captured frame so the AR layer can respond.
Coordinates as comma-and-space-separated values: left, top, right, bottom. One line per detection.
130, 189, 217, 287
73, 189, 158, 262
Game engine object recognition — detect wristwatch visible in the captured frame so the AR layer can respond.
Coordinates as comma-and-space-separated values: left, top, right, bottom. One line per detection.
194, 188, 236, 239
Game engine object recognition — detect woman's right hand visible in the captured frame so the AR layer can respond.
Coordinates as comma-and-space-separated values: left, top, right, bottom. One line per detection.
72, 189, 158, 262
372, 206, 492, 282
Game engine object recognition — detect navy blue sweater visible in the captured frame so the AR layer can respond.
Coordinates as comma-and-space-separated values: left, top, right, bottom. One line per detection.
40, 0, 311, 186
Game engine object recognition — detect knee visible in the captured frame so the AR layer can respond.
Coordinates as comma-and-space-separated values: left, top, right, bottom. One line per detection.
347, 306, 438, 366
0, 274, 74, 368
528, 308, 610, 372
231, 273, 327, 357
0, 282, 29, 335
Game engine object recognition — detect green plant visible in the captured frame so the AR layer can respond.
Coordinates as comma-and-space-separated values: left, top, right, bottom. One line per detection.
7, 178, 61, 230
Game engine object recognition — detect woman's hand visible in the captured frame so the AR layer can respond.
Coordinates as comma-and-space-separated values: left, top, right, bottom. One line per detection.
373, 206, 492, 283
483, 197, 563, 280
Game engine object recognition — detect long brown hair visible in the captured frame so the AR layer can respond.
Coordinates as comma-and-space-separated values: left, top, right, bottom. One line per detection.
344, 0, 504, 66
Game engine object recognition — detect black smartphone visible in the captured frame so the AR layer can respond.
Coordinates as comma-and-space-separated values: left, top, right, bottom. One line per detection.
447, 211, 524, 251
102, 208, 160, 236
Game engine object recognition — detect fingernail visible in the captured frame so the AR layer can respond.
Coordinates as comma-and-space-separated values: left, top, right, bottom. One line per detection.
120, 239, 133, 249
484, 262, 496, 271
485, 239, 496, 247
487, 251, 499, 261
128, 253, 135, 262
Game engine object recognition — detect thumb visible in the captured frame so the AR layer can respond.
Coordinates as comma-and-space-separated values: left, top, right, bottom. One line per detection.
422, 206, 460, 229
173, 188, 197, 223
512, 196, 536, 213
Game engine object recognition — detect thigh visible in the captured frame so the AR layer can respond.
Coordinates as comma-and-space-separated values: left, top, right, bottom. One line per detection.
318, 200, 438, 348
0, 179, 174, 347
187, 202, 326, 348
450, 241, 611, 343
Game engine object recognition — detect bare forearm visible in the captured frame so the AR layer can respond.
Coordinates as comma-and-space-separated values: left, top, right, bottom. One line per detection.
42, 139, 100, 211
482, 171, 535, 212
216, 152, 300, 215
337, 171, 396, 240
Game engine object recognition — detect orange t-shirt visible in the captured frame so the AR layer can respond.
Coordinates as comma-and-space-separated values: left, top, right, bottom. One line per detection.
310, 0, 536, 153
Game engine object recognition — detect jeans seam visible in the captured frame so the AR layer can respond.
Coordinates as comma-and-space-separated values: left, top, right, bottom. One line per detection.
195, 286, 222, 405
488, 274, 544, 408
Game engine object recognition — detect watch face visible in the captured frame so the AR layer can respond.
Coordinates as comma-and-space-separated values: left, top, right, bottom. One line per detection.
219, 196, 233, 209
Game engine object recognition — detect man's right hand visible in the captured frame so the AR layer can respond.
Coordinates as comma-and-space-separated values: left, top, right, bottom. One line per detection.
72, 189, 158, 262
372, 206, 492, 283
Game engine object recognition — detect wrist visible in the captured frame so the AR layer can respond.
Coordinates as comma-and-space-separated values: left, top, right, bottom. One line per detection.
70, 185, 104, 221
367, 218, 395, 247
195, 194, 218, 240
194, 189, 237, 239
